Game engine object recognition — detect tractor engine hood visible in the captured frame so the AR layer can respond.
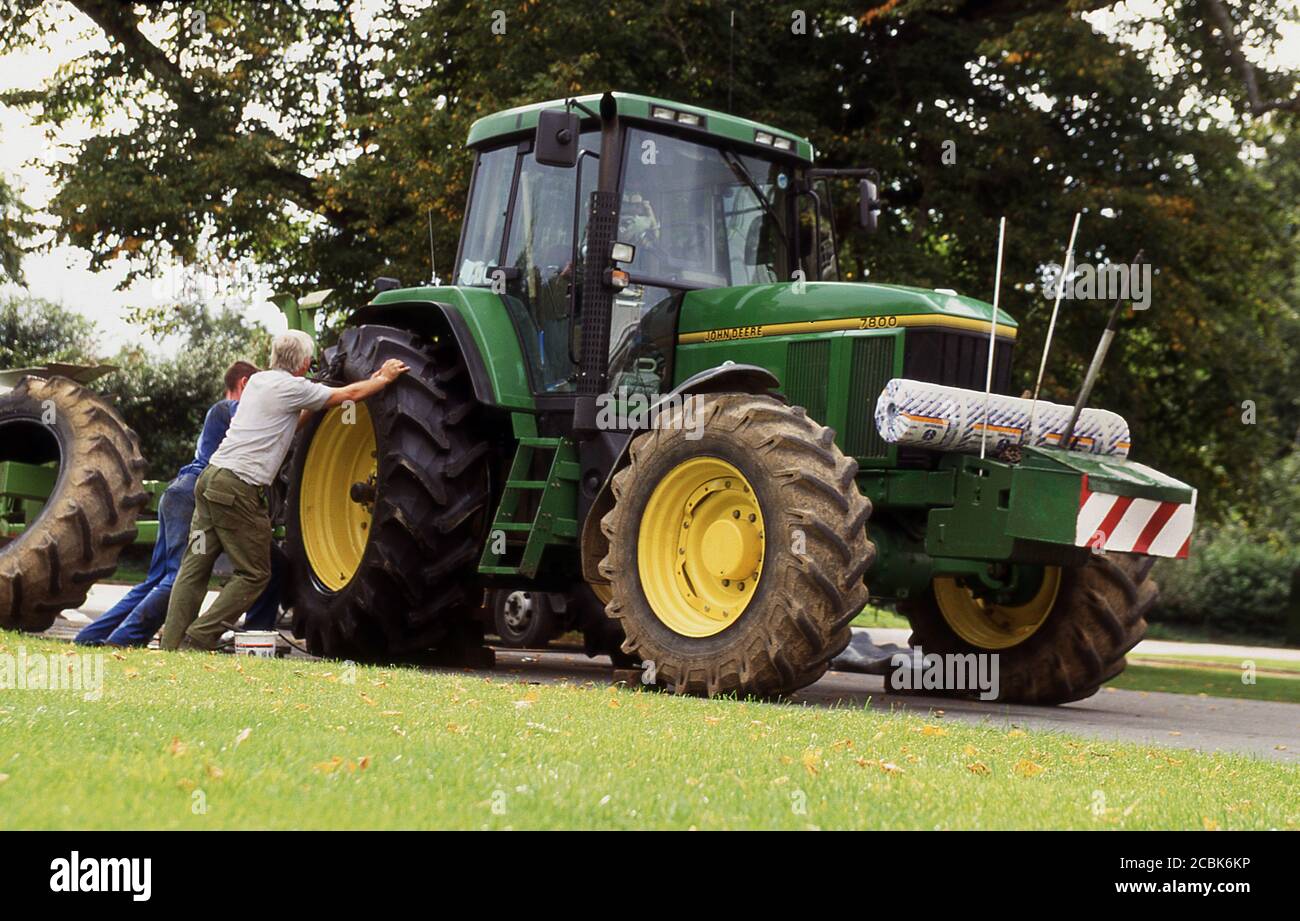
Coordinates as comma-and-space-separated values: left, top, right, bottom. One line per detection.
676, 281, 1018, 345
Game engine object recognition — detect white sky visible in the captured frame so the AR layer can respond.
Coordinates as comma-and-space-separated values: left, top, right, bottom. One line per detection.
0, 1, 1296, 359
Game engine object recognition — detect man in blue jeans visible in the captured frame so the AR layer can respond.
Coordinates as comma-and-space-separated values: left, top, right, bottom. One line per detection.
76, 361, 281, 646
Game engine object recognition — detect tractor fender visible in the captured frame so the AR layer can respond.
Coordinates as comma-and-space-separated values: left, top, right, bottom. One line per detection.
344, 300, 500, 408
579, 363, 784, 590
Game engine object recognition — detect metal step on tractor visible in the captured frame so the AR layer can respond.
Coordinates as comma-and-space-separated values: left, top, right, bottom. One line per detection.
0, 92, 1197, 704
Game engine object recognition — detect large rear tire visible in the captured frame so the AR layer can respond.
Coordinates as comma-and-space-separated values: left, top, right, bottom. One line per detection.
599, 393, 873, 697
0, 376, 147, 631
285, 325, 492, 659
898, 554, 1156, 704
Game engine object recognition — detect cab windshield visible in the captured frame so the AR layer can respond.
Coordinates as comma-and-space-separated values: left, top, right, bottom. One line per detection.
617, 127, 794, 287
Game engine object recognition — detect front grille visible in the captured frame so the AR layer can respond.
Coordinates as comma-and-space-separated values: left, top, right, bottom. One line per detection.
784, 339, 830, 422
902, 328, 1013, 393
898, 328, 1016, 467
844, 336, 894, 458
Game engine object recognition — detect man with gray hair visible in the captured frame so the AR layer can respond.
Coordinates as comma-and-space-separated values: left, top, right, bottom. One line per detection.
161, 329, 408, 650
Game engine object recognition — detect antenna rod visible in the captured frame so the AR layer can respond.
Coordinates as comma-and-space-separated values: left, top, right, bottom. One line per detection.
1028, 211, 1082, 445
728, 10, 735, 113
427, 208, 437, 285
980, 216, 1007, 460
1060, 248, 1144, 450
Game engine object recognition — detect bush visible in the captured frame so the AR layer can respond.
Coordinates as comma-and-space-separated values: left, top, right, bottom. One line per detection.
1151, 451, 1300, 639
1152, 527, 1298, 638
102, 306, 270, 480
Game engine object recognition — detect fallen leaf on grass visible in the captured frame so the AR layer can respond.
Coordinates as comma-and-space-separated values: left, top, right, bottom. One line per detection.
1008, 729, 1026, 738
445, 722, 467, 734
1013, 759, 1044, 778
856, 758, 904, 775
966, 762, 990, 775
915, 724, 947, 737
0, 773, 9, 784
313, 756, 371, 775
234, 728, 252, 748
168, 738, 188, 757
801, 748, 822, 776
1203, 817, 1220, 831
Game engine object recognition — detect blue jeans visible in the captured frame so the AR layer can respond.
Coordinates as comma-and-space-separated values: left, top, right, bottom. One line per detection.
76, 474, 282, 646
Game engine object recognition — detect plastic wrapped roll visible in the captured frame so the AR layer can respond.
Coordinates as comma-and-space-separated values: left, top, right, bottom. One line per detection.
873, 378, 1131, 457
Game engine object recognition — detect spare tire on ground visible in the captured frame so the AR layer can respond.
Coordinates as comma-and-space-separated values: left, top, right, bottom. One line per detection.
0, 375, 148, 631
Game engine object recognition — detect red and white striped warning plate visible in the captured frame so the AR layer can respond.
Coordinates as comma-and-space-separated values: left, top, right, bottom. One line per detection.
1075, 475, 1195, 558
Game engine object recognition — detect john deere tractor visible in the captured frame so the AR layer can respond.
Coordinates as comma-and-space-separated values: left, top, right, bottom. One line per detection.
276, 93, 1193, 703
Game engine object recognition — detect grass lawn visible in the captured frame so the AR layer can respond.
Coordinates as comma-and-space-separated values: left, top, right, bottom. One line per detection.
0, 633, 1295, 830
1109, 664, 1300, 704
1144, 620, 1289, 648
851, 604, 910, 630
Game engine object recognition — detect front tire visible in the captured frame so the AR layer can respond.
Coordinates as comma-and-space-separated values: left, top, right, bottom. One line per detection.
285, 325, 492, 659
600, 393, 873, 697
898, 554, 1156, 704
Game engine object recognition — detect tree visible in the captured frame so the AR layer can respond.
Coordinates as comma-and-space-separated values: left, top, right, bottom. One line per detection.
0, 174, 35, 284
0, 294, 97, 366
2, 0, 1297, 519
104, 304, 271, 479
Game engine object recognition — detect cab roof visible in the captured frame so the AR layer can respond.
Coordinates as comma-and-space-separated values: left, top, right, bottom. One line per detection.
465, 92, 816, 162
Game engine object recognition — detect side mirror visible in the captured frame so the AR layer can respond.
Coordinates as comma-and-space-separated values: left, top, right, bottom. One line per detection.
535, 108, 579, 168
859, 179, 881, 234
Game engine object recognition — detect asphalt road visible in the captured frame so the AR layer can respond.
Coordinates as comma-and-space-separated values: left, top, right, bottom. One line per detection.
488, 647, 1299, 764
49, 585, 1300, 764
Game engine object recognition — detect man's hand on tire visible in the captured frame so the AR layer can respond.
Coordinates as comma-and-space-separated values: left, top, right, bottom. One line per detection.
373, 359, 409, 383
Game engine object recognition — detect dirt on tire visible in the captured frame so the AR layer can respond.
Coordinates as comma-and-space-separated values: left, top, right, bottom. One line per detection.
285, 325, 492, 660
0, 375, 148, 631
599, 393, 874, 698
899, 553, 1157, 704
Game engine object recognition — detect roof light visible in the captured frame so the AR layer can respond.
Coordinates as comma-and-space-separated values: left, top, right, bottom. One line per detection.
754, 131, 774, 145
676, 111, 702, 126
651, 106, 676, 120
772, 136, 794, 151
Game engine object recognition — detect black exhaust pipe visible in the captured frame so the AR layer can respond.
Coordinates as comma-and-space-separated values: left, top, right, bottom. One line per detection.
573, 92, 620, 437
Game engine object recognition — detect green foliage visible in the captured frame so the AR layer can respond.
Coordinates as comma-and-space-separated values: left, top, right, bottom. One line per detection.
0, 174, 36, 284
1, 0, 1298, 523
102, 305, 270, 479
0, 294, 97, 366
1153, 453, 1300, 637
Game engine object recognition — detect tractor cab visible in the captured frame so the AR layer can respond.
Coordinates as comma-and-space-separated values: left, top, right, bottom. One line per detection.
454, 93, 848, 399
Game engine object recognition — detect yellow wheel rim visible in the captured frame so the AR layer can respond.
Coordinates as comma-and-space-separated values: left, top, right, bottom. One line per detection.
638, 457, 765, 638
934, 566, 1061, 650
299, 402, 377, 592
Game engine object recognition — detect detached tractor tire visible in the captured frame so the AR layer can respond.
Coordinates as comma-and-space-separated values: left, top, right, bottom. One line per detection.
0, 376, 147, 631
898, 554, 1157, 704
600, 393, 873, 697
490, 588, 557, 649
285, 325, 491, 659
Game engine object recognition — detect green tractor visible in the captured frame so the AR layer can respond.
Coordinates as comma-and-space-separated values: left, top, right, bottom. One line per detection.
282, 92, 1196, 704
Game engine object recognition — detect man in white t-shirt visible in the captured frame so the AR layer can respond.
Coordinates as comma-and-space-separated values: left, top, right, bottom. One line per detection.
161, 329, 408, 651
